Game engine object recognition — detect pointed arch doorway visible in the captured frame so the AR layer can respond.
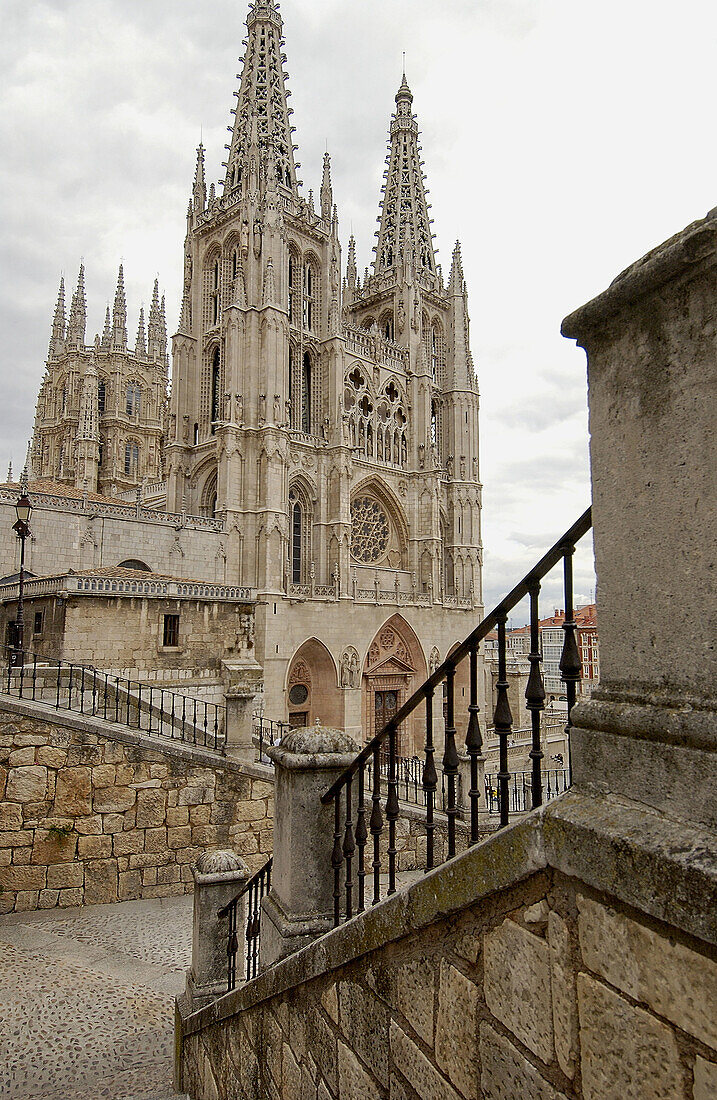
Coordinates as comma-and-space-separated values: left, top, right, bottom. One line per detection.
362, 615, 427, 756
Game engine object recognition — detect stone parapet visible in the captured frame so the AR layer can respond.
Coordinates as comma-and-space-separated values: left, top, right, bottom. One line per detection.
0, 695, 274, 914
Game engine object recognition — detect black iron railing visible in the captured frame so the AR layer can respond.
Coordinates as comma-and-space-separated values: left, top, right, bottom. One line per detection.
322, 507, 592, 926
253, 715, 285, 763
483, 768, 571, 815
218, 857, 273, 991
366, 750, 447, 810
1, 645, 226, 753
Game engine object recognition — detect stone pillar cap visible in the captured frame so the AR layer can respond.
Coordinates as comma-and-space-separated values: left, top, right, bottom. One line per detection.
193, 848, 250, 884
268, 723, 359, 769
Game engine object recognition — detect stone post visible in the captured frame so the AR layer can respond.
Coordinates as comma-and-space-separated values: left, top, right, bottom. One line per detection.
561, 209, 717, 831
185, 849, 250, 1011
260, 724, 357, 967
222, 656, 263, 763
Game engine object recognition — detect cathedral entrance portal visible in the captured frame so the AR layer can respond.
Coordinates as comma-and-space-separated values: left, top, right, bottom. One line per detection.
286, 638, 343, 730
363, 615, 426, 756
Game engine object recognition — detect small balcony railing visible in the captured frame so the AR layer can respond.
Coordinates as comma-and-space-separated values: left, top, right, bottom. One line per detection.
218, 857, 273, 991
322, 507, 592, 926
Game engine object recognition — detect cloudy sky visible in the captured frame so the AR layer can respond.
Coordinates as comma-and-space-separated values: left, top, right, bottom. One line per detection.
2, 0, 715, 616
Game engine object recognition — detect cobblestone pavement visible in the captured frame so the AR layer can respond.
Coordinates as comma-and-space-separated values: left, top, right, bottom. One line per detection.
0, 895, 192, 1100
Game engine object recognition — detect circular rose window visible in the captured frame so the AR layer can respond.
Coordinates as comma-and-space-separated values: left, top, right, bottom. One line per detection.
351, 496, 390, 563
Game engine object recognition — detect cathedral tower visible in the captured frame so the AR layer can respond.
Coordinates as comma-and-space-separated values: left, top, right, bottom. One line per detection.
32, 265, 168, 496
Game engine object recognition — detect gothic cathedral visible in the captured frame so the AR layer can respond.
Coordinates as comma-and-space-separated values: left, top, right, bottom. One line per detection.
29, 0, 483, 748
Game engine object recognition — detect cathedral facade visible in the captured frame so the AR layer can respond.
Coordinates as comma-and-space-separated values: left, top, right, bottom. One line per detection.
21, 0, 483, 749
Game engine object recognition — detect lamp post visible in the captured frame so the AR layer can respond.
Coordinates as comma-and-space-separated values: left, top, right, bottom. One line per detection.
11, 492, 32, 668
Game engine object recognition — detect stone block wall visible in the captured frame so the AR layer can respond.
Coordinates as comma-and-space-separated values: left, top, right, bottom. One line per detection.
180, 865, 717, 1099
0, 701, 273, 914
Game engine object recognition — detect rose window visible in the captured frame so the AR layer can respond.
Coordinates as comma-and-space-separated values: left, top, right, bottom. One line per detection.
351, 497, 390, 563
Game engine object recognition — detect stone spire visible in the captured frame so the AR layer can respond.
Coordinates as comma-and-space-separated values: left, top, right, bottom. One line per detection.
374, 74, 435, 277
448, 240, 474, 387
66, 264, 87, 347
147, 278, 163, 359
223, 0, 299, 196
193, 143, 206, 213
320, 152, 333, 221
448, 239, 465, 293
263, 257, 276, 306
159, 295, 168, 358
135, 307, 146, 357
101, 305, 112, 349
48, 276, 66, 359
346, 234, 357, 290
112, 264, 127, 349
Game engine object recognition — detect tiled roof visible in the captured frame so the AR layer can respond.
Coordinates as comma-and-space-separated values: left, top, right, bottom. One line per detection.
0, 478, 129, 505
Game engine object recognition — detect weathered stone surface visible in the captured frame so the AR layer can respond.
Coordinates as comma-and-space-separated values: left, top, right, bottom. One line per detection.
54, 766, 92, 814
178, 785, 214, 806
112, 829, 145, 855
9, 747, 36, 766
338, 980, 389, 1087
91, 764, 116, 787
577, 893, 717, 1049
0, 802, 23, 830
31, 828, 78, 864
337, 1041, 381, 1100
548, 911, 578, 1079
435, 961, 479, 1097
282, 1042, 302, 1100
392, 956, 436, 1046
389, 1021, 461, 1100
168, 825, 192, 849
93, 785, 136, 812
578, 973, 683, 1100
693, 1056, 717, 1100
321, 984, 338, 1025
484, 918, 554, 1063
306, 1005, 337, 1095
6, 765, 47, 803
36, 746, 67, 768
47, 862, 83, 889
0, 864, 47, 891
84, 858, 119, 905
480, 1024, 567, 1100
136, 788, 167, 827
78, 834, 112, 859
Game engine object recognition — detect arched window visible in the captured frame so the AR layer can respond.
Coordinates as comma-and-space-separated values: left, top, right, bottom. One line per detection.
97, 380, 106, 414
431, 401, 439, 448
118, 559, 151, 572
124, 441, 139, 477
302, 351, 312, 435
380, 311, 394, 342
211, 259, 220, 325
57, 445, 65, 477
303, 262, 316, 332
289, 345, 297, 429
193, 422, 199, 445
210, 347, 220, 431
288, 253, 297, 325
126, 383, 141, 417
288, 485, 312, 585
60, 386, 67, 415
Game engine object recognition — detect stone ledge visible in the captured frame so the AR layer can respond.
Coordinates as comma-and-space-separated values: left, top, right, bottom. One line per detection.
179, 787, 717, 1038
562, 208, 717, 337
573, 696, 717, 753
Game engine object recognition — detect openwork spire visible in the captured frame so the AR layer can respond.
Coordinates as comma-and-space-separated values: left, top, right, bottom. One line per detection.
48, 276, 66, 358
320, 152, 333, 221
135, 307, 147, 357
449, 240, 465, 293
193, 143, 206, 212
374, 75, 435, 276
101, 305, 111, 348
112, 264, 127, 349
66, 264, 87, 347
224, 1, 298, 195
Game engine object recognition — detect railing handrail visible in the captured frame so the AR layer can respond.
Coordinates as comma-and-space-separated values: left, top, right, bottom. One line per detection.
322, 505, 592, 804
217, 856, 273, 920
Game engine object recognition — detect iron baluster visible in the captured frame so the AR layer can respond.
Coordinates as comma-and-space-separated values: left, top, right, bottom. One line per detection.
526, 581, 546, 808
356, 765, 367, 913
343, 776, 355, 920
370, 744, 383, 905
67, 663, 74, 712
331, 797, 343, 926
31, 653, 37, 701
423, 687, 437, 870
385, 723, 399, 895
79, 666, 85, 713
137, 682, 142, 729
494, 613, 513, 828
442, 665, 458, 858
559, 544, 582, 784
465, 643, 483, 843
193, 698, 197, 744
203, 702, 208, 748
227, 899, 238, 992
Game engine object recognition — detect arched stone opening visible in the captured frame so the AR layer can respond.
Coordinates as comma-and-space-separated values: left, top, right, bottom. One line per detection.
362, 615, 427, 756
286, 638, 343, 730
447, 640, 471, 746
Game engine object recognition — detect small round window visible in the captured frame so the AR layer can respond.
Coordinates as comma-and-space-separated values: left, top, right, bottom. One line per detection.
289, 683, 309, 706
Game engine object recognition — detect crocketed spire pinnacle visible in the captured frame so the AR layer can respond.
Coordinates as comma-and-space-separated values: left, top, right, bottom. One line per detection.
112, 264, 128, 349
66, 264, 87, 347
48, 276, 66, 358
136, 307, 147, 357
374, 74, 435, 276
224, 0, 298, 195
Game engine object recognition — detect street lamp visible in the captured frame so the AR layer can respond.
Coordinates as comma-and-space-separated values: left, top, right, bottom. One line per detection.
11, 492, 32, 668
